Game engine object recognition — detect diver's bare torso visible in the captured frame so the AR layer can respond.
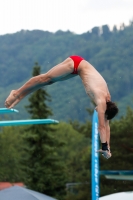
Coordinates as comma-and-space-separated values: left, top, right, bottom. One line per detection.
76, 59, 111, 105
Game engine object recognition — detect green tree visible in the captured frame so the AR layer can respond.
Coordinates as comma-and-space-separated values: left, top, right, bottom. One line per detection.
21, 63, 67, 200
0, 126, 24, 182
91, 26, 100, 37
102, 25, 111, 40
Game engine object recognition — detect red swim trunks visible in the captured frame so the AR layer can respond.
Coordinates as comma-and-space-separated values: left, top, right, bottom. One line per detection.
70, 55, 84, 74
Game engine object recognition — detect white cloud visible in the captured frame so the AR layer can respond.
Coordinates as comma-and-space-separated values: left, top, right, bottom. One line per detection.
0, 0, 133, 35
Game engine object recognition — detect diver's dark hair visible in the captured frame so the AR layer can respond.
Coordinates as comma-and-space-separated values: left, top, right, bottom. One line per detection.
105, 101, 119, 120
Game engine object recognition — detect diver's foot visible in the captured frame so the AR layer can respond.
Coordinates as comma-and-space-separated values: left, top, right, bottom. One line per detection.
97, 149, 112, 159
5, 90, 20, 108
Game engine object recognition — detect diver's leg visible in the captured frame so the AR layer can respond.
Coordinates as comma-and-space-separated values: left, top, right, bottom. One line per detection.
5, 57, 74, 108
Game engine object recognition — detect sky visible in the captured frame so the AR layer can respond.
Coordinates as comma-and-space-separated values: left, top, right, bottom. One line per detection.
0, 0, 133, 35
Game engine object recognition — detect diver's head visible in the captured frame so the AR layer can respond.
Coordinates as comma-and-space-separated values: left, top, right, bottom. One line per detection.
105, 101, 119, 120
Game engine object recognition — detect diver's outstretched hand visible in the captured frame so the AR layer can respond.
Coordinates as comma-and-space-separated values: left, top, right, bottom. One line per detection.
97, 149, 112, 159
5, 90, 20, 109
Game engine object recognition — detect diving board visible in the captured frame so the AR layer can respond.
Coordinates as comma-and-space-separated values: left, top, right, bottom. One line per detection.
0, 119, 59, 126
0, 108, 19, 114
100, 170, 133, 181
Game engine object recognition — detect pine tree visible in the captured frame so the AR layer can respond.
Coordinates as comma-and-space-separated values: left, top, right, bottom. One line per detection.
22, 63, 66, 200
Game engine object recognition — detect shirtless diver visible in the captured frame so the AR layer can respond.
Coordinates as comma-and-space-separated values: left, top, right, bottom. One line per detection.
5, 55, 119, 159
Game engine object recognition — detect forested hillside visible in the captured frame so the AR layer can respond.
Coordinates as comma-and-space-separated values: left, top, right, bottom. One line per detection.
0, 22, 133, 121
